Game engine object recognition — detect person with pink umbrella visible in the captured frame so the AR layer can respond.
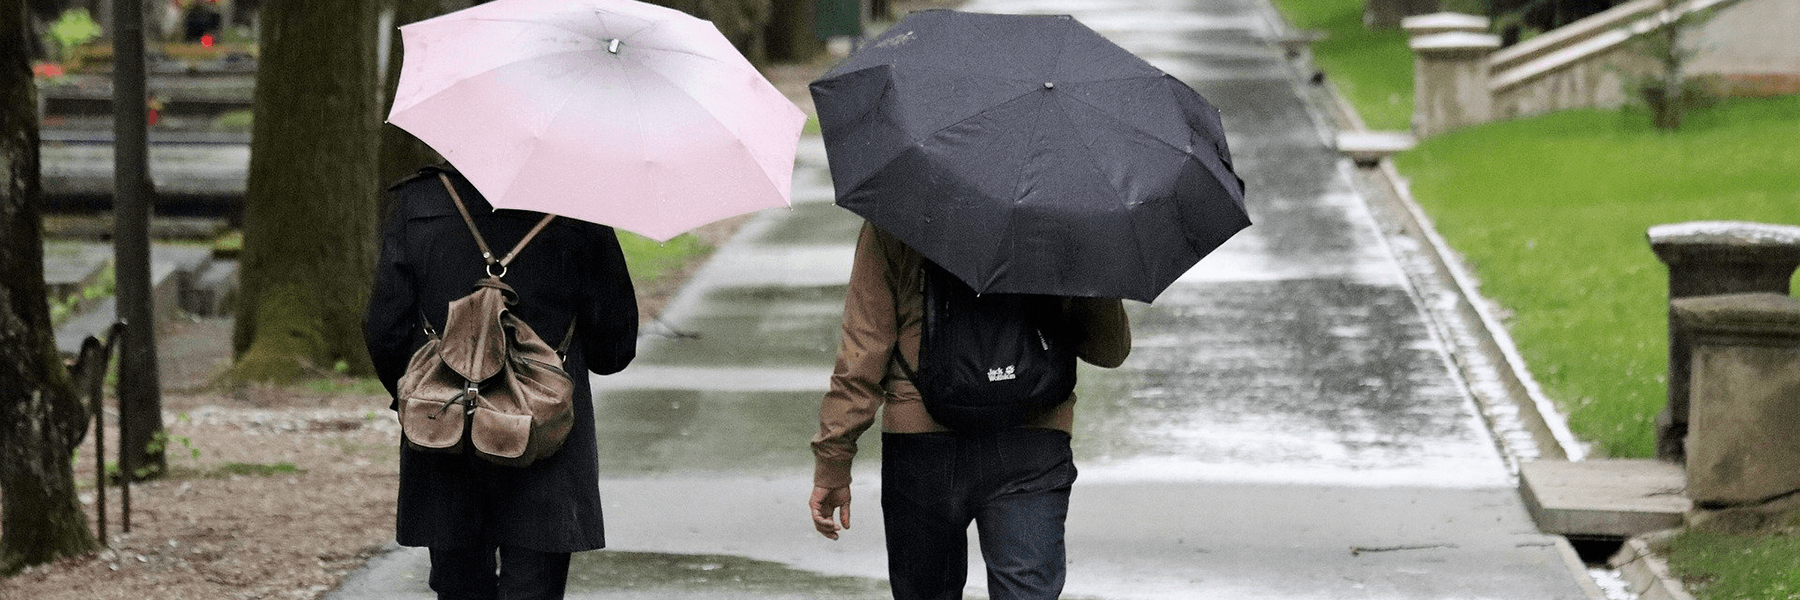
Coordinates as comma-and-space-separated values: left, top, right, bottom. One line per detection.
366, 0, 804, 597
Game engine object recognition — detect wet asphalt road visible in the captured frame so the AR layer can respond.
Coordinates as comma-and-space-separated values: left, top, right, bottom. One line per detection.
327, 0, 1595, 598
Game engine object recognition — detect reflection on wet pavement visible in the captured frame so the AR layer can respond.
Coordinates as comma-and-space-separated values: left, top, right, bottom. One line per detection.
565, 551, 888, 598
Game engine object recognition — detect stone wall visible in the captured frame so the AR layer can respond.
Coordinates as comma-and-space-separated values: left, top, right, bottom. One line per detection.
1491, 43, 1656, 120
1690, 0, 1800, 76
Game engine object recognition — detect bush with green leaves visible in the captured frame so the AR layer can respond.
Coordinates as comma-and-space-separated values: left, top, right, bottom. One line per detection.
43, 8, 102, 64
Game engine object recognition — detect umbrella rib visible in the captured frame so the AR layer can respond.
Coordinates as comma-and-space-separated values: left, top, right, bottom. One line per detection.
618, 50, 667, 234
398, 47, 606, 111
1046, 89, 1157, 283
486, 55, 619, 214
452, 14, 654, 47
1056, 75, 1197, 156
443, 15, 729, 69
632, 67, 790, 205
906, 76, 1042, 142
828, 78, 1042, 199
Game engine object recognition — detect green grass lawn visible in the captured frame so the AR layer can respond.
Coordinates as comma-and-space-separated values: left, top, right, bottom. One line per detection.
1267, 0, 1415, 130
1664, 522, 1800, 600
1393, 97, 1800, 458
617, 230, 712, 289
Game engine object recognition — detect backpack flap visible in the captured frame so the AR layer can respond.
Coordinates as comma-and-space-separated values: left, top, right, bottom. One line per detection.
439, 277, 515, 382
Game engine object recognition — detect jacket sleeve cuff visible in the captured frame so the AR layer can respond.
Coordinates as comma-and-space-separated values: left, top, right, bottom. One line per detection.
813, 458, 853, 489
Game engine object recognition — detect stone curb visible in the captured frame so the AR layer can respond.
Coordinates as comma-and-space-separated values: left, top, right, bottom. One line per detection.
1554, 536, 1614, 599
1610, 536, 1698, 600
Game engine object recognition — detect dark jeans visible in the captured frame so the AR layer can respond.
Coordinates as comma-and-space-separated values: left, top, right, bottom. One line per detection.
881, 428, 1077, 600
428, 544, 572, 600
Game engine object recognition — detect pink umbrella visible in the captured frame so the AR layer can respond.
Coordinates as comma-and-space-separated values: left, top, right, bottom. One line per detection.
387, 0, 806, 241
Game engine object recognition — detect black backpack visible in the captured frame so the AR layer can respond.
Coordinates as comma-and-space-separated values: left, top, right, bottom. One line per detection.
893, 261, 1079, 432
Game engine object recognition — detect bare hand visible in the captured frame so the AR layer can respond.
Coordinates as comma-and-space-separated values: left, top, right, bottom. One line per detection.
810, 486, 852, 540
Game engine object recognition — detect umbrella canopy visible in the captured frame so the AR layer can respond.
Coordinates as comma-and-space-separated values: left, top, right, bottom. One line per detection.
388, 0, 806, 242
810, 10, 1248, 302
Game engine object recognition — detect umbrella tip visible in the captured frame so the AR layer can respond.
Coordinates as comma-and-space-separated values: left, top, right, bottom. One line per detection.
608, 38, 621, 54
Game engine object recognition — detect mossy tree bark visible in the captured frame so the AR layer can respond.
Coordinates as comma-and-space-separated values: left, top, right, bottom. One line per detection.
763, 0, 822, 63
231, 0, 382, 382
0, 0, 99, 574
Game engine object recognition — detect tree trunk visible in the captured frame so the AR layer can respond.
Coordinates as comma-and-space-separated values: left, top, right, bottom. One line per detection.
0, 0, 99, 574
764, 0, 822, 63
376, 0, 474, 223
231, 0, 382, 382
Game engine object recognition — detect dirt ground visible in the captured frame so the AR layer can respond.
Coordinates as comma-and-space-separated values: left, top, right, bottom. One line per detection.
1, 383, 402, 600
2, 3, 976, 597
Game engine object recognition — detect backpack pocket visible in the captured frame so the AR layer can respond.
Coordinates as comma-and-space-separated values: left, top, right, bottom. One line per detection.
400, 377, 470, 453
470, 408, 533, 464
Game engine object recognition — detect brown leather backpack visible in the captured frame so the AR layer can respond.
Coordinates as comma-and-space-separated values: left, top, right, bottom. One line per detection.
396, 174, 575, 468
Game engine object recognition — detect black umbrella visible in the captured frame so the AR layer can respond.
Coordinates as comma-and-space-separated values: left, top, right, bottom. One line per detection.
809, 10, 1249, 303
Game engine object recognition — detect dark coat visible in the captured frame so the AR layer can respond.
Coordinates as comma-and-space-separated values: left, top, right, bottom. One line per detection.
363, 166, 638, 552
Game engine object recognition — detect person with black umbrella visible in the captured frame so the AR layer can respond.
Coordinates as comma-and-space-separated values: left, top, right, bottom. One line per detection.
810, 221, 1131, 599
804, 10, 1247, 599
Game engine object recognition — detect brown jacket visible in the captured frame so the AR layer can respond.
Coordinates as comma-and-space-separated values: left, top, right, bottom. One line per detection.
812, 223, 1131, 489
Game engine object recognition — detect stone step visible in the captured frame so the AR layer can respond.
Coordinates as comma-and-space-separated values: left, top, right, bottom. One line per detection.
1519, 459, 1689, 538
40, 137, 248, 205
51, 243, 235, 356
42, 241, 114, 304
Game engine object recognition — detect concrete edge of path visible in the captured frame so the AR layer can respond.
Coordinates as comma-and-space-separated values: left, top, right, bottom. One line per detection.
1364, 156, 1586, 463
1334, 90, 1614, 600
1282, 44, 1585, 467
1253, 2, 1585, 467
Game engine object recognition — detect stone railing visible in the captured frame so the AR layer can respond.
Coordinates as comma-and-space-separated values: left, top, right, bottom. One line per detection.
1407, 0, 1799, 136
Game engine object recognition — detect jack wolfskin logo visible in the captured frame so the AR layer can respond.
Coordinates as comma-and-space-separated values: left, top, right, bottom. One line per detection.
987, 365, 1017, 382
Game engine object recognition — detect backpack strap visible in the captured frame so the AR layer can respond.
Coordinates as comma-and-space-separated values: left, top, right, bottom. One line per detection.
556, 319, 577, 359
438, 173, 557, 277
437, 174, 579, 360
890, 340, 918, 382
888, 261, 931, 382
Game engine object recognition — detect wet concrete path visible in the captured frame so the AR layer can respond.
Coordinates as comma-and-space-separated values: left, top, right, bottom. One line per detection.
328, 0, 1594, 598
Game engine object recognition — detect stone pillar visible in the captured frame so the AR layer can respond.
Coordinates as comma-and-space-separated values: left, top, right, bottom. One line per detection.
1649, 221, 1800, 462
1410, 32, 1498, 137
1673, 294, 1800, 513
1366, 0, 1441, 29
1401, 12, 1490, 37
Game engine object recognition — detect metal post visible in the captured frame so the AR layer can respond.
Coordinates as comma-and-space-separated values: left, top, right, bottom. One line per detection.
93, 364, 106, 545
113, 0, 164, 484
